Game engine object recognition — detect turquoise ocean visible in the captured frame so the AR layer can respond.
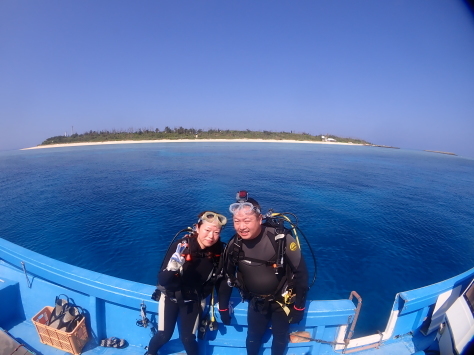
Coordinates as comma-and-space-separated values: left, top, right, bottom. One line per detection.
1, 142, 473, 336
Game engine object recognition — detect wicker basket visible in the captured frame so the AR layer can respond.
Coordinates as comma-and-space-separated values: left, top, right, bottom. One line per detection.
32, 306, 89, 355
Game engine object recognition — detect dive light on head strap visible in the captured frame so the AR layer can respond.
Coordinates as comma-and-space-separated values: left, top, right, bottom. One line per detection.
199, 211, 227, 226
236, 190, 249, 203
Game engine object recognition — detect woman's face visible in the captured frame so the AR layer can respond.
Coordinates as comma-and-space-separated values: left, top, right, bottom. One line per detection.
196, 220, 221, 249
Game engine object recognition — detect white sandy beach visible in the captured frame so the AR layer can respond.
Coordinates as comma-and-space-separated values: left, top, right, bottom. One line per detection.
22, 139, 362, 150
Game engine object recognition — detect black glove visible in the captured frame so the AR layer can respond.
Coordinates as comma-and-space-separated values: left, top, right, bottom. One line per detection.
151, 288, 161, 301
289, 305, 305, 324
219, 309, 231, 325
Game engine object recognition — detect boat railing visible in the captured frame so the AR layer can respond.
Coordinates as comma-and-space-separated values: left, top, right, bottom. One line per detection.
337, 266, 474, 353
333, 291, 365, 353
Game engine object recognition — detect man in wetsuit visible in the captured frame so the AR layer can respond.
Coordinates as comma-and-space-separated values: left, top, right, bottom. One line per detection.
218, 191, 309, 355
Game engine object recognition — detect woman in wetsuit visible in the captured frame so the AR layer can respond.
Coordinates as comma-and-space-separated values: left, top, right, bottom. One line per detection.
146, 211, 227, 355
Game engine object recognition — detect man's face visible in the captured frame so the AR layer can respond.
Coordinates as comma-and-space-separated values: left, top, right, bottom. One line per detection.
232, 206, 262, 240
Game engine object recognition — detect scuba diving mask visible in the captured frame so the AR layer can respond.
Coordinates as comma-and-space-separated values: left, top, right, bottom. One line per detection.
229, 190, 261, 215
199, 211, 227, 226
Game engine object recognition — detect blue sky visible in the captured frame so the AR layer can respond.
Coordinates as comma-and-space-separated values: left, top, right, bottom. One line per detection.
1, 1, 473, 158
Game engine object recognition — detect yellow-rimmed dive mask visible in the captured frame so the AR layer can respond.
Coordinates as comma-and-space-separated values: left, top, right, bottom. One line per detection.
199, 211, 227, 226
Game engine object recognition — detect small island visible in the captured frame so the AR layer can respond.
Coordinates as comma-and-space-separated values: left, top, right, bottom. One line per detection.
33, 128, 371, 147
424, 150, 457, 156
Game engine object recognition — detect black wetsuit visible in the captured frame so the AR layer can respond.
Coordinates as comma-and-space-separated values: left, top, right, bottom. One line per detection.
219, 225, 309, 355
147, 236, 224, 355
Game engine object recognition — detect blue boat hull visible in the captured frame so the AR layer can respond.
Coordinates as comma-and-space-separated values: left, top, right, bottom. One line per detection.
1, 238, 473, 354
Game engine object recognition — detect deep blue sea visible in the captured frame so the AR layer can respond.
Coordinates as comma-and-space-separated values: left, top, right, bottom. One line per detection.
1, 142, 473, 336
